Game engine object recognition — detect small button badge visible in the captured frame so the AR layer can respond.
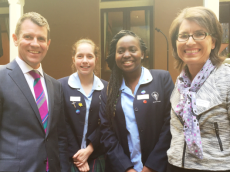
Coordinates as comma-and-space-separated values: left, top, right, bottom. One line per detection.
141, 90, 146, 94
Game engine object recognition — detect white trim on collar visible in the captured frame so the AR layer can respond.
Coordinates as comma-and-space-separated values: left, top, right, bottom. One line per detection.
141, 67, 153, 84
68, 72, 104, 90
120, 67, 152, 91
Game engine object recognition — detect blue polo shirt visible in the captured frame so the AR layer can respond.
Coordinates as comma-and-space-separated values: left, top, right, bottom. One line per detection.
120, 67, 152, 172
68, 72, 104, 148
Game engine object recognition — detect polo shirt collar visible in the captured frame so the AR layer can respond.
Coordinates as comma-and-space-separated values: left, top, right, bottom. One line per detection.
68, 72, 104, 91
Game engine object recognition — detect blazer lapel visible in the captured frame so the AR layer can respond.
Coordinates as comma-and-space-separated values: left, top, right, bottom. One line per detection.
171, 70, 222, 116
44, 74, 54, 136
195, 70, 222, 115
7, 60, 45, 132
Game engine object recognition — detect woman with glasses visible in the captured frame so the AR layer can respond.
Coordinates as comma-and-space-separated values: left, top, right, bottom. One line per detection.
167, 6, 230, 172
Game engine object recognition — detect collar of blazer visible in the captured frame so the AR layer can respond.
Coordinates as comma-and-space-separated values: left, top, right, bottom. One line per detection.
171, 67, 222, 116
6, 60, 53, 135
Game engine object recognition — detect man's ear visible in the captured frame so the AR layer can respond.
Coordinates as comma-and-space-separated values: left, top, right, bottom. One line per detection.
12, 34, 18, 46
47, 39, 51, 50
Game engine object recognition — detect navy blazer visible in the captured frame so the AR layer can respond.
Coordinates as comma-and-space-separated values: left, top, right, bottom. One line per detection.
59, 76, 108, 161
0, 60, 69, 172
99, 69, 174, 172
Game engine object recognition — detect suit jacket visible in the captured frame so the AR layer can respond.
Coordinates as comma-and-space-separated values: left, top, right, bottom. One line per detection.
167, 63, 230, 171
59, 76, 108, 162
99, 69, 174, 172
0, 60, 69, 172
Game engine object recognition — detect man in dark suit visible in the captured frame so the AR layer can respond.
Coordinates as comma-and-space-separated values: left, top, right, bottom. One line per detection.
0, 12, 69, 172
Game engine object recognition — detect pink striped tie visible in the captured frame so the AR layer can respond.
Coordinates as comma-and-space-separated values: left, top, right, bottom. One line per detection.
29, 70, 49, 171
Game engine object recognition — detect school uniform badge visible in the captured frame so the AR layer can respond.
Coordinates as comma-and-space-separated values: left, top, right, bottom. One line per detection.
151, 92, 161, 103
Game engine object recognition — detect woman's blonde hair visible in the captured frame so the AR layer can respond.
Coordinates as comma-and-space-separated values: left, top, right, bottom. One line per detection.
169, 6, 224, 72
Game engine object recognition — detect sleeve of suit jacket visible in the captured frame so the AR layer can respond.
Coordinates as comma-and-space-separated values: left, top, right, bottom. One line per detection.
87, 124, 101, 150
58, 77, 80, 159
64, 102, 80, 158
87, 80, 108, 150
58, 85, 71, 172
99, 87, 134, 172
144, 71, 174, 172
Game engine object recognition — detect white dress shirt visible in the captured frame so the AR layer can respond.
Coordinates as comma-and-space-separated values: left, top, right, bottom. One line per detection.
15, 57, 49, 108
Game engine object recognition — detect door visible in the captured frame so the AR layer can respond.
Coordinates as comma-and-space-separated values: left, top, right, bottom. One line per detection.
101, 7, 153, 81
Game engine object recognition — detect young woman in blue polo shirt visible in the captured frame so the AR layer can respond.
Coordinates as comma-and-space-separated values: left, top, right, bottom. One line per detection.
59, 39, 107, 172
99, 30, 174, 172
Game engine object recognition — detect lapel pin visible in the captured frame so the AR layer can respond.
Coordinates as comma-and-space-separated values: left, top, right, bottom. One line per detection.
78, 103, 83, 107
143, 100, 147, 104
141, 90, 146, 94
151, 92, 161, 103
76, 109, 80, 114
72, 102, 76, 108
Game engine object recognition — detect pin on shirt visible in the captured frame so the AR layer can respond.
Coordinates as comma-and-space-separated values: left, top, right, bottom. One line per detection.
78, 103, 83, 107
143, 100, 147, 104
72, 101, 76, 108
141, 90, 146, 94
76, 109, 80, 114
151, 92, 161, 103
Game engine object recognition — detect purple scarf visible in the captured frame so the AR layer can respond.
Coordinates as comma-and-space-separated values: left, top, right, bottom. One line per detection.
174, 59, 215, 159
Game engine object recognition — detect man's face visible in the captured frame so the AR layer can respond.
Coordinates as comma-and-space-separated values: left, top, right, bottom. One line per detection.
13, 19, 51, 69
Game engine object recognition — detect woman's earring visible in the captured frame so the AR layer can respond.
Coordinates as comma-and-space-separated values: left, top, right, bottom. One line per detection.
141, 56, 143, 59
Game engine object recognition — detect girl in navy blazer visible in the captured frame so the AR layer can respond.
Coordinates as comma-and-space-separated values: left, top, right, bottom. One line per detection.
59, 39, 107, 172
99, 30, 174, 172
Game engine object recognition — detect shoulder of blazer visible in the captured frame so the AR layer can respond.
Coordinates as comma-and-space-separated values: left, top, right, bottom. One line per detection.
215, 63, 230, 80
58, 76, 70, 86
44, 72, 61, 88
100, 79, 108, 87
148, 69, 170, 83
149, 69, 169, 76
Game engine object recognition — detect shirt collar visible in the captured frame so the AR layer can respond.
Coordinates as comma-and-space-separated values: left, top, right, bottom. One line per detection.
68, 72, 104, 91
120, 67, 153, 91
15, 56, 44, 77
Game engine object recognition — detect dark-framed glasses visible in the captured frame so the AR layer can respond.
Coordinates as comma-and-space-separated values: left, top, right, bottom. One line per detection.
177, 32, 212, 42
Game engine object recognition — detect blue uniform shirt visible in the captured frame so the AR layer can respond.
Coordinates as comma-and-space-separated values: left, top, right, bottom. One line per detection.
120, 67, 153, 172
68, 72, 104, 148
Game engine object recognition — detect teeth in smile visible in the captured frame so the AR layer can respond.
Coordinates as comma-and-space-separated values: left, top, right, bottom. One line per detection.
81, 66, 89, 68
124, 61, 132, 64
186, 50, 199, 53
29, 51, 39, 54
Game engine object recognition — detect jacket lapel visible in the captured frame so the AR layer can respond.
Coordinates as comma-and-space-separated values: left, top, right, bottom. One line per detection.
195, 69, 222, 115
44, 74, 54, 136
171, 70, 222, 116
7, 60, 45, 132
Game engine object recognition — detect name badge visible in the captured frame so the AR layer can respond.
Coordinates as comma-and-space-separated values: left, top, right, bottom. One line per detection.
137, 94, 149, 100
196, 99, 210, 108
70, 96, 81, 102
